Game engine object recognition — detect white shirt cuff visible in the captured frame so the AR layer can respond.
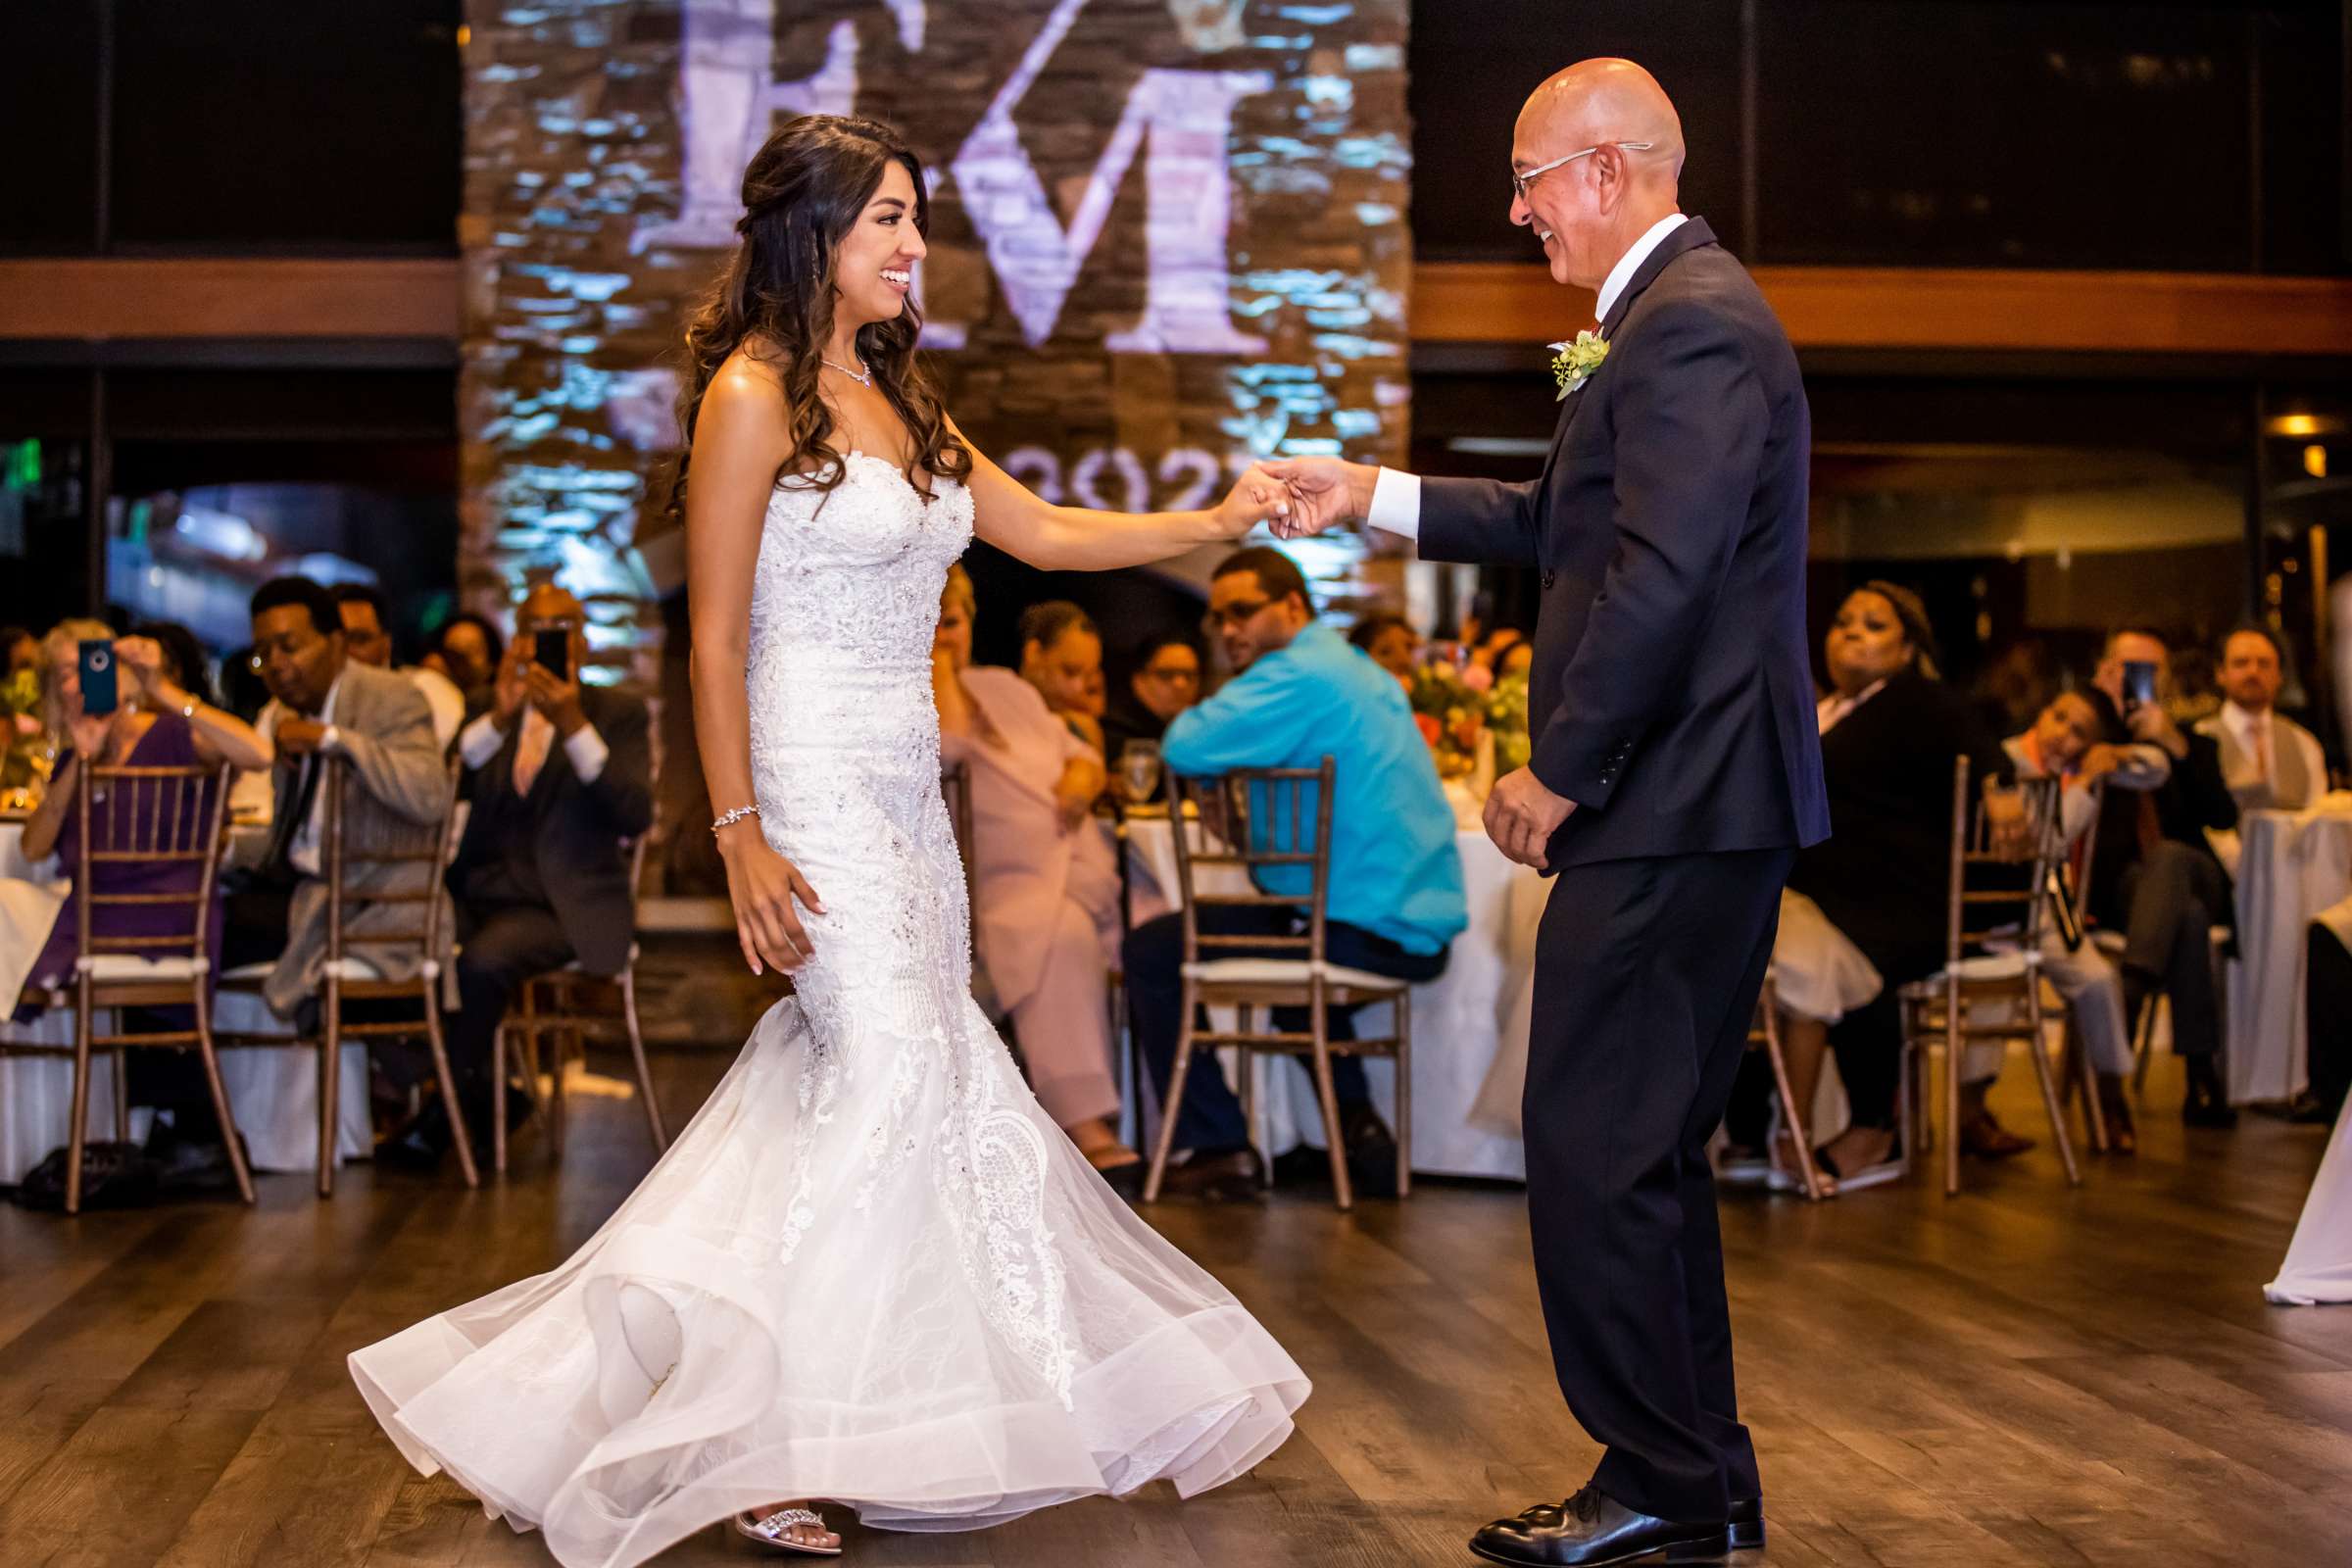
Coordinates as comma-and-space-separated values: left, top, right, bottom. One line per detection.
319, 724, 344, 757
458, 713, 506, 770
1365, 466, 1422, 542
563, 724, 610, 785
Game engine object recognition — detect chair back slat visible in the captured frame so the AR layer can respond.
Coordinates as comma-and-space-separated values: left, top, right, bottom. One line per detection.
74, 761, 231, 967
1938, 754, 2064, 964
1168, 758, 1338, 969
322, 755, 463, 983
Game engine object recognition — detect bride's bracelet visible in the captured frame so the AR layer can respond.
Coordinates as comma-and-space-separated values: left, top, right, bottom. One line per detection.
710, 805, 760, 835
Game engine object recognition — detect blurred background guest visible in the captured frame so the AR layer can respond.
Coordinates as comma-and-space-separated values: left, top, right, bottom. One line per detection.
334, 584, 465, 750
1101, 630, 1202, 795
1771, 582, 2014, 1190
1973, 691, 2148, 1152
2082, 628, 2241, 1127
424, 611, 505, 706
1017, 601, 1107, 755
15, 618, 271, 1178
20, 619, 272, 987
2201, 625, 2325, 818
226, 578, 452, 1021
395, 582, 653, 1166
1348, 610, 1421, 685
933, 566, 1137, 1180
1130, 546, 1466, 1201
1, 625, 42, 674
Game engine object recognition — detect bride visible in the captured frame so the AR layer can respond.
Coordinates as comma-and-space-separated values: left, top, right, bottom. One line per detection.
348, 114, 1310, 1566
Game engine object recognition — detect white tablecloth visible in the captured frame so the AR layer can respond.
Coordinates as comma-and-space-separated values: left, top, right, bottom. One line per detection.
2229, 803, 2352, 1105
2267, 1092, 2352, 1305
0, 821, 369, 1184
1124, 816, 1545, 1180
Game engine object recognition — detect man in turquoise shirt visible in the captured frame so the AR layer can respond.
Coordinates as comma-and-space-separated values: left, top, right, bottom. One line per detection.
1128, 546, 1468, 1200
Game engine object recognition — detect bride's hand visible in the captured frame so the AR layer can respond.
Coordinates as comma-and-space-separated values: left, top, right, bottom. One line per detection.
716, 821, 825, 976
1212, 465, 1295, 538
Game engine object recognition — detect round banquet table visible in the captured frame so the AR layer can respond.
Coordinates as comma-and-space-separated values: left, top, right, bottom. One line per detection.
1122, 811, 1546, 1180
0, 819, 370, 1185
2227, 801, 2352, 1106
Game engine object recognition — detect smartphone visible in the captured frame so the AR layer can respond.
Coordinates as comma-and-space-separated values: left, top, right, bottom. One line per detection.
2121, 660, 2157, 711
533, 627, 570, 682
77, 638, 118, 716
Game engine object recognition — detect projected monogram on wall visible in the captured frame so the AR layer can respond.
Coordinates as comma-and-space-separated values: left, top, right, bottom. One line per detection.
458, 0, 1408, 672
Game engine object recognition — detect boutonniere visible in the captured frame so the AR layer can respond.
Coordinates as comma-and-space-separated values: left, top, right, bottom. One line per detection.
1549, 329, 1609, 401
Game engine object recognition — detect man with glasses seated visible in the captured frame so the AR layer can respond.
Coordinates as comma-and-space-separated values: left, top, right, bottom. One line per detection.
1125, 546, 1467, 1200
1101, 630, 1203, 803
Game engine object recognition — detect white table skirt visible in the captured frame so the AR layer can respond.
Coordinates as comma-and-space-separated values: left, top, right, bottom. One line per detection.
0, 819, 370, 1184
1124, 816, 1545, 1180
2229, 804, 2352, 1104
2267, 1091, 2352, 1305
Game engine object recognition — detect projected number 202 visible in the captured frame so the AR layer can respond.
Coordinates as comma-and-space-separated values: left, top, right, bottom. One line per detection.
1001, 447, 1272, 514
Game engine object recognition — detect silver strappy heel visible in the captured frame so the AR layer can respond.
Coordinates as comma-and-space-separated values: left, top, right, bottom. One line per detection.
733, 1506, 843, 1556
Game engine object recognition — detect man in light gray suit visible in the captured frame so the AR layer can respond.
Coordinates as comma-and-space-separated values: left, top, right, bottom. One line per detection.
228, 577, 454, 1022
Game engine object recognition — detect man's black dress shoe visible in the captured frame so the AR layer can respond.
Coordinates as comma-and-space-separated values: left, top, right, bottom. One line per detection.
1670, 1497, 1765, 1557
1469, 1488, 1727, 1567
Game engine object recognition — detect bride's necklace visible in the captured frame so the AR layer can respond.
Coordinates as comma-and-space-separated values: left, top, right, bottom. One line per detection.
820, 355, 872, 388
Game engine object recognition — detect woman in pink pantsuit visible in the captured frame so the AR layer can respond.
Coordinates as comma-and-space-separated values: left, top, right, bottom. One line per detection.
932, 566, 1145, 1180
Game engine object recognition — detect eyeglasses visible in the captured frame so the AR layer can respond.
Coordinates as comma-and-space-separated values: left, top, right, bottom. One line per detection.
1204, 598, 1272, 629
1509, 141, 1654, 202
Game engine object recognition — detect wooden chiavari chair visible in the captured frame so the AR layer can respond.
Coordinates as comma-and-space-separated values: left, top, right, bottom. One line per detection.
1746, 969, 1829, 1200
492, 833, 667, 1171
1897, 758, 2078, 1196
13, 760, 247, 1213
220, 756, 472, 1194
1142, 757, 1411, 1211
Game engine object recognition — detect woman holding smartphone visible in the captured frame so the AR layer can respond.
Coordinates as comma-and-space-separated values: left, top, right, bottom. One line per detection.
15, 618, 272, 1003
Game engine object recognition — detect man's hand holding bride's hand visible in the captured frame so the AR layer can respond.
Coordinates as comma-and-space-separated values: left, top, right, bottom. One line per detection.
715, 818, 825, 977
1213, 465, 1298, 538
1258, 457, 1376, 540
1484, 766, 1576, 869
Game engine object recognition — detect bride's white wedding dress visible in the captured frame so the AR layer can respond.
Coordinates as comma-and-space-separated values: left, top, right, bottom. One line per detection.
349, 452, 1309, 1567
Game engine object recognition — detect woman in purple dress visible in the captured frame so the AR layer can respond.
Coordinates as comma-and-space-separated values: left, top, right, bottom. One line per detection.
17, 619, 272, 1004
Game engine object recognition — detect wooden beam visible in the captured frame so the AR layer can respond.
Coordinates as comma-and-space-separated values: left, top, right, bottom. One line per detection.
7, 256, 2352, 359
1411, 261, 2352, 357
0, 258, 461, 340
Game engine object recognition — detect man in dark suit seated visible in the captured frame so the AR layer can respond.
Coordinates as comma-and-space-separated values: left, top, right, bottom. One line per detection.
387, 582, 653, 1163
2084, 628, 2241, 1127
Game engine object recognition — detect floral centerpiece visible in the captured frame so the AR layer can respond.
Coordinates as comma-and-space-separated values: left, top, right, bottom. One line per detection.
1404, 651, 1531, 788
0, 666, 45, 797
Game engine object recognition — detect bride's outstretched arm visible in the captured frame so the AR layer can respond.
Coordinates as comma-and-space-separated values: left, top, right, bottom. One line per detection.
953, 417, 1295, 570
686, 364, 826, 975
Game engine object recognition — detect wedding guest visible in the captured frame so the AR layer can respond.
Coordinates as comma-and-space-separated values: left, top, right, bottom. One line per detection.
934, 566, 1140, 1179
1964, 692, 2147, 1152
1775, 583, 2014, 1190
2199, 625, 2326, 819
20, 618, 272, 988
334, 583, 466, 749
1017, 600, 1107, 753
426, 611, 505, 703
1127, 546, 1467, 1200
3, 625, 42, 673
1348, 611, 1420, 684
226, 578, 453, 1024
18, 618, 272, 1175
386, 582, 654, 1165
2082, 628, 2241, 1127
1101, 630, 1202, 784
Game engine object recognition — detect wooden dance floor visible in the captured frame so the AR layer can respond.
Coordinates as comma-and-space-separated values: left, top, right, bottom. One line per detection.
4, 1053, 2348, 1567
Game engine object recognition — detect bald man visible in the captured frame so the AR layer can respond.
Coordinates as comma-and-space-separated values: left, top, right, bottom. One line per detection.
1273, 60, 1825, 1566
384, 584, 654, 1166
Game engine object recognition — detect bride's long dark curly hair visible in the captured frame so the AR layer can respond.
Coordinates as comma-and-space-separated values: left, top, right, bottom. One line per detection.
661, 115, 970, 526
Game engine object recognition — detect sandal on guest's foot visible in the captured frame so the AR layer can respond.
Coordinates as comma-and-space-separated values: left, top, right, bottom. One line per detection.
1815, 1128, 1903, 1193
735, 1505, 842, 1556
